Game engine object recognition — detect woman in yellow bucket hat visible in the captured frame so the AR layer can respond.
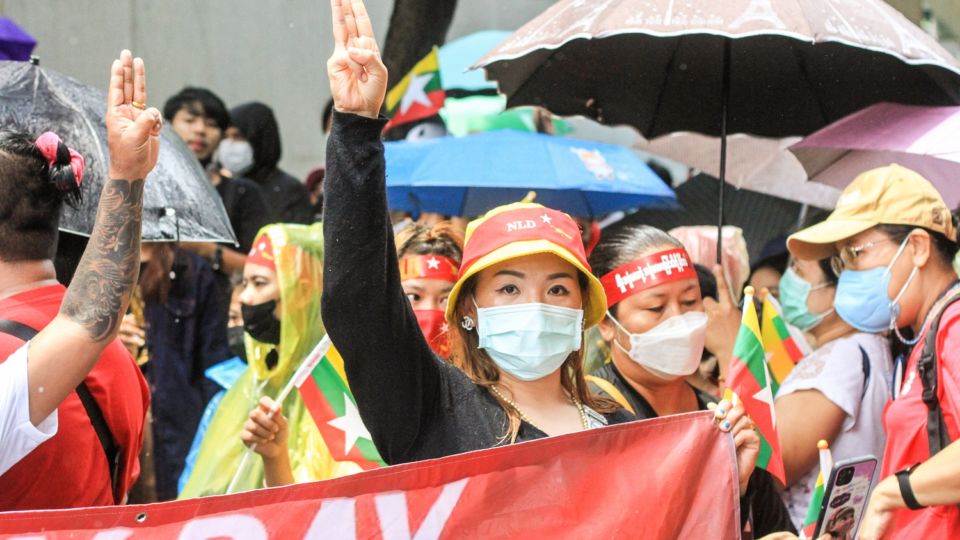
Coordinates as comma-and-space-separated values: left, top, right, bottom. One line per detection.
306, 0, 762, 502
788, 164, 960, 540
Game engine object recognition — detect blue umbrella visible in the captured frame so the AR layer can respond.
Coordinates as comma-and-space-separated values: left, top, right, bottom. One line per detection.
0, 18, 36, 61
438, 31, 510, 93
386, 129, 677, 218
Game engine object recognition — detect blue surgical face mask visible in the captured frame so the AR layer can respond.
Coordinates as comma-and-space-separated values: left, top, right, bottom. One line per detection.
476, 302, 584, 381
834, 237, 918, 333
778, 267, 834, 331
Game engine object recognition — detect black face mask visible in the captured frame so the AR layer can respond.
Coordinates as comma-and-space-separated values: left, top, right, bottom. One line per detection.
227, 325, 247, 361
241, 300, 281, 344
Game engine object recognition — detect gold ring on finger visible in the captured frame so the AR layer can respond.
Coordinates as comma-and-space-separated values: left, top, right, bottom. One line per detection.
131, 101, 146, 110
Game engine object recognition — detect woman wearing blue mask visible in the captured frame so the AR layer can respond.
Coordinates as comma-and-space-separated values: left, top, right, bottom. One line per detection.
316, 0, 760, 499
787, 165, 960, 540
773, 255, 892, 530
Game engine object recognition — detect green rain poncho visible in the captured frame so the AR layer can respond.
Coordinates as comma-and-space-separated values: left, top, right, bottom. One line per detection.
179, 223, 361, 498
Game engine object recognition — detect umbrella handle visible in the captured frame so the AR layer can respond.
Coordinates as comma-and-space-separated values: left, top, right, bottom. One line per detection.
717, 39, 731, 267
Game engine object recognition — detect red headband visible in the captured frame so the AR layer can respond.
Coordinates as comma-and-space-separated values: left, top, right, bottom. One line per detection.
460, 206, 586, 279
600, 248, 696, 308
399, 255, 459, 283
247, 232, 276, 271
34, 132, 84, 186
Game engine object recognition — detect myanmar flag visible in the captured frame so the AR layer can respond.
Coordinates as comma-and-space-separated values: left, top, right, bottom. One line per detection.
801, 471, 826, 538
295, 336, 385, 470
384, 46, 445, 132
727, 286, 786, 486
761, 294, 810, 395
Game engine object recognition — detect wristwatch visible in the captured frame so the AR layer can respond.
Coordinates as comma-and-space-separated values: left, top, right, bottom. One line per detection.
895, 463, 925, 510
211, 245, 224, 272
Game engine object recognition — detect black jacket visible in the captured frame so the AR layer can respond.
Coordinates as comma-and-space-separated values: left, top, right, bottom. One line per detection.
230, 102, 313, 224
321, 112, 632, 465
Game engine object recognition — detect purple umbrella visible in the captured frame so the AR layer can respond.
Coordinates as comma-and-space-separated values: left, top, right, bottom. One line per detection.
790, 103, 960, 207
0, 18, 36, 62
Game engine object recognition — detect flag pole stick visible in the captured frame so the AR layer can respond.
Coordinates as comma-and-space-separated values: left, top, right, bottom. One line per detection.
224, 336, 333, 494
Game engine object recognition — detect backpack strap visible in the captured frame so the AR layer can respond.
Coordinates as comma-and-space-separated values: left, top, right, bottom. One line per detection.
585, 375, 636, 415
858, 345, 871, 402
0, 318, 122, 501
918, 293, 960, 457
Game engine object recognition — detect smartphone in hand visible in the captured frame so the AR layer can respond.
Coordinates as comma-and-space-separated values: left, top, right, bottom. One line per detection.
812, 455, 878, 540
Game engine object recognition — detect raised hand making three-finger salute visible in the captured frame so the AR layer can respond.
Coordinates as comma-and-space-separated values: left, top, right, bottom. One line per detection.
327, 0, 387, 119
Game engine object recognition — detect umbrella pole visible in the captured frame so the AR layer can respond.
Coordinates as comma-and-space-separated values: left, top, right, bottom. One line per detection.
717, 39, 731, 267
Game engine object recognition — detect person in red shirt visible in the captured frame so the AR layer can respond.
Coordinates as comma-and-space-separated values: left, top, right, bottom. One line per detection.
0, 49, 161, 509
788, 164, 960, 540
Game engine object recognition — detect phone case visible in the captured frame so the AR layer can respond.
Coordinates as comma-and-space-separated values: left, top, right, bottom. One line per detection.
813, 455, 878, 540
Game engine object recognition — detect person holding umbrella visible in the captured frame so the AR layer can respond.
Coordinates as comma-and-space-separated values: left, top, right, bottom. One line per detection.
0, 50, 159, 508
317, 0, 761, 503
587, 223, 794, 536
787, 165, 960, 539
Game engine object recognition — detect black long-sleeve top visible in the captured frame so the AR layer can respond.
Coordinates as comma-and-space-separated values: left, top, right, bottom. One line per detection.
321, 112, 632, 465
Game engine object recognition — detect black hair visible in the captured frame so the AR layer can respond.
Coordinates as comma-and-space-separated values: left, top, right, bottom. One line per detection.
0, 129, 83, 261
163, 87, 230, 131
322, 98, 335, 134
817, 258, 838, 287
694, 263, 717, 301
875, 221, 960, 269
589, 223, 684, 315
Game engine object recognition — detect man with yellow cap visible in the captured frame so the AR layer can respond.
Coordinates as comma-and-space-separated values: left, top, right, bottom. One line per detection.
316, 0, 763, 506
788, 164, 960, 540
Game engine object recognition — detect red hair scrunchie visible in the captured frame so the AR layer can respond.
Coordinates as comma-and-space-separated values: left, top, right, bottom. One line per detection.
34, 131, 85, 186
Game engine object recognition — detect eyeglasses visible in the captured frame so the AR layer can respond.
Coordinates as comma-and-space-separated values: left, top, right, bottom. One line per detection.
830, 238, 894, 277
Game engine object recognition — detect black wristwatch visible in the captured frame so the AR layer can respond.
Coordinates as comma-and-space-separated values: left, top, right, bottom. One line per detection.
895, 463, 925, 510
211, 245, 224, 272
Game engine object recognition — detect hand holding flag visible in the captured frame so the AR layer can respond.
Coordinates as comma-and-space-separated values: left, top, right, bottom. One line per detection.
712, 393, 760, 494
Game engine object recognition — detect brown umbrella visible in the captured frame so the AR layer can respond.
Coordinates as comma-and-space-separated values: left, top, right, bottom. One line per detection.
474, 0, 960, 260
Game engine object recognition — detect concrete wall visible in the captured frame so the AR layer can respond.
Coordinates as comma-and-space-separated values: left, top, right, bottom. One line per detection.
0, 0, 553, 179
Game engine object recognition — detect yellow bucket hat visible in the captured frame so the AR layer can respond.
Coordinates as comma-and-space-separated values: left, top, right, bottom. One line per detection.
444, 202, 607, 328
788, 164, 956, 260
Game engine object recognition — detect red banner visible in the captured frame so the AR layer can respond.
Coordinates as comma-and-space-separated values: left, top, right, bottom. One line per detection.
0, 412, 739, 539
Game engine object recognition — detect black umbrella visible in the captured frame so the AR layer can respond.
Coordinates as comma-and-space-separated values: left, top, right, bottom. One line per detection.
0, 60, 236, 244
475, 0, 960, 262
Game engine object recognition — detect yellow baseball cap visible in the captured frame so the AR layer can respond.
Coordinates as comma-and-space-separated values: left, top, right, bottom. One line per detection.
444, 202, 607, 327
788, 164, 956, 260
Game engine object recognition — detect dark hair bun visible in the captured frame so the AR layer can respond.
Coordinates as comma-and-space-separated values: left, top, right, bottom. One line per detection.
48, 140, 82, 208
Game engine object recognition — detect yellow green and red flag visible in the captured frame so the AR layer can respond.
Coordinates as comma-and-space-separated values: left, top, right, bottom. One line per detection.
294, 336, 385, 470
726, 286, 786, 486
761, 294, 810, 394
801, 471, 826, 538
384, 46, 445, 132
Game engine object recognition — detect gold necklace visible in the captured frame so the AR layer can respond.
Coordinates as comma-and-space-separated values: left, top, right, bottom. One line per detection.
489, 385, 590, 433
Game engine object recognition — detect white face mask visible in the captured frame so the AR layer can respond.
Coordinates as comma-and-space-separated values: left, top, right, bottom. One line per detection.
217, 139, 254, 175
476, 302, 584, 381
608, 311, 707, 380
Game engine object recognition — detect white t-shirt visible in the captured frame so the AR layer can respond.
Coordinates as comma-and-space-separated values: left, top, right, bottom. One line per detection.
0, 343, 58, 475
775, 332, 892, 528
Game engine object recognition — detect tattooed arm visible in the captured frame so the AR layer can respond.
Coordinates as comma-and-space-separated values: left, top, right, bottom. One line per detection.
25, 50, 162, 425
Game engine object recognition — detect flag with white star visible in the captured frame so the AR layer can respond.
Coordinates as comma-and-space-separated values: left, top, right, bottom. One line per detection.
296, 336, 386, 470
726, 286, 786, 486
384, 47, 446, 132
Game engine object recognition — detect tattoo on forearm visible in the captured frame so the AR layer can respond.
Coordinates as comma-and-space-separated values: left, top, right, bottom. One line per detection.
61, 179, 145, 341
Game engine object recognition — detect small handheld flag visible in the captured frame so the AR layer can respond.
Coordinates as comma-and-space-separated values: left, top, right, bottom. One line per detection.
761, 292, 810, 394
726, 286, 786, 486
296, 336, 385, 470
801, 440, 833, 539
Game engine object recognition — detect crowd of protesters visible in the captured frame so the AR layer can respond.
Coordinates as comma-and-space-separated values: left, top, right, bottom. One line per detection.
3, 1, 960, 539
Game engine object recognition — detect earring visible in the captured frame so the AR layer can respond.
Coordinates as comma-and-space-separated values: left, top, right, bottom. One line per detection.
461, 315, 475, 331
